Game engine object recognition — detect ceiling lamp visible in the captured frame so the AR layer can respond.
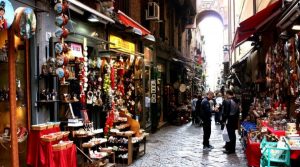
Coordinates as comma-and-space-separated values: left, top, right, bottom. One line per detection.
88, 14, 99, 22
125, 27, 142, 36
143, 34, 156, 42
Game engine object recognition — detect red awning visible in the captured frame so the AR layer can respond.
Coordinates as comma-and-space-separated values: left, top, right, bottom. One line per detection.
117, 10, 151, 36
232, 0, 283, 49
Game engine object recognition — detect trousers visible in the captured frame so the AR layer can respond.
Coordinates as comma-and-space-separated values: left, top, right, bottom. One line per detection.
203, 121, 211, 147
225, 124, 236, 152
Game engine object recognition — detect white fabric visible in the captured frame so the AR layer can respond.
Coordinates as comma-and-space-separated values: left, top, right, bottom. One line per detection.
222, 126, 230, 142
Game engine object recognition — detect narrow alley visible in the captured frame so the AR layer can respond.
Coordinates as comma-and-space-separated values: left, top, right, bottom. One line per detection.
130, 120, 248, 167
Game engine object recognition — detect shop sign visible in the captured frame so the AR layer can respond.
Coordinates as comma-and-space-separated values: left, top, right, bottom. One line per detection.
150, 80, 156, 103
70, 43, 83, 57
109, 35, 135, 54
144, 47, 152, 65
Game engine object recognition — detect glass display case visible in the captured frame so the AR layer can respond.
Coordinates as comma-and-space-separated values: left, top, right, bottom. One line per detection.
0, 30, 29, 166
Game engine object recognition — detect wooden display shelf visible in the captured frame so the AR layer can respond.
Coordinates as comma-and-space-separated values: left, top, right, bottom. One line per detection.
105, 163, 116, 167
36, 100, 60, 103
38, 74, 57, 79
61, 100, 80, 103
82, 140, 107, 148
107, 135, 133, 165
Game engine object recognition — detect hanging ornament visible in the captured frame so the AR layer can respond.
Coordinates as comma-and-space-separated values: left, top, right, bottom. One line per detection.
14, 7, 36, 39
56, 67, 64, 79
0, 0, 14, 31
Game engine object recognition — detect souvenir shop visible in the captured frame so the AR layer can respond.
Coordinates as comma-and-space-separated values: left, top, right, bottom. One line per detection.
27, 1, 152, 167
232, 1, 300, 167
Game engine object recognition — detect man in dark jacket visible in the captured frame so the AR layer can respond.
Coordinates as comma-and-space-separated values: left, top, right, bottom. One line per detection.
222, 89, 239, 154
195, 94, 203, 125
201, 91, 214, 150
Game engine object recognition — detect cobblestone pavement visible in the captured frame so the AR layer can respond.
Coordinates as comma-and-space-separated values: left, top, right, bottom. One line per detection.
129, 120, 248, 167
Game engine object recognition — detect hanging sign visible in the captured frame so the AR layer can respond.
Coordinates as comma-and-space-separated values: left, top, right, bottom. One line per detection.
14, 7, 37, 39
70, 43, 83, 58
150, 80, 156, 103
0, 0, 14, 31
109, 35, 135, 54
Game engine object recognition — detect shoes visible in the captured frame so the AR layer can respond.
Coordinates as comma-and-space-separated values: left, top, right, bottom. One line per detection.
203, 145, 214, 151
203, 146, 211, 151
223, 150, 235, 154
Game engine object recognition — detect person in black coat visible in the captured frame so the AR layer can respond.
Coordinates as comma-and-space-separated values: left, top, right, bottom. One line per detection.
222, 89, 240, 154
201, 91, 214, 150
195, 94, 203, 125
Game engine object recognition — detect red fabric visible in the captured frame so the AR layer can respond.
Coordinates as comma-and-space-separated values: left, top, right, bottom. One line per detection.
118, 10, 151, 36
26, 127, 76, 167
239, 0, 282, 32
266, 126, 286, 137
26, 127, 60, 166
261, 121, 286, 137
52, 144, 77, 167
291, 150, 300, 160
231, 0, 282, 49
245, 136, 261, 167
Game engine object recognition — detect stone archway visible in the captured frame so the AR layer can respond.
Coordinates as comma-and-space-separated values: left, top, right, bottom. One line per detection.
195, 10, 224, 26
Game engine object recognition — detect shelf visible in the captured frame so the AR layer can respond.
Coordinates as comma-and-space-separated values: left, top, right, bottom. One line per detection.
61, 100, 80, 103
38, 74, 57, 79
0, 61, 25, 65
105, 163, 116, 167
36, 100, 60, 103
114, 150, 128, 153
82, 141, 107, 148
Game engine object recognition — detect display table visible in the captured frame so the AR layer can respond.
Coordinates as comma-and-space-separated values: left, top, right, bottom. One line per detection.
261, 121, 286, 137
245, 123, 300, 167
245, 135, 261, 167
27, 127, 60, 166
26, 127, 76, 167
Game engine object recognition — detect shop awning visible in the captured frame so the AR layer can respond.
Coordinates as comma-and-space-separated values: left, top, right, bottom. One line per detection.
117, 10, 151, 36
232, 0, 283, 49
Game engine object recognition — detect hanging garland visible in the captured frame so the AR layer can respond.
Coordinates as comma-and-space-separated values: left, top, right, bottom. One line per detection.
104, 102, 115, 135
79, 39, 89, 107
54, 0, 70, 82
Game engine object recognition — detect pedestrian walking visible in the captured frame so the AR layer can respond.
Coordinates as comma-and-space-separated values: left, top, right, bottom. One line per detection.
215, 93, 223, 125
222, 89, 239, 154
191, 94, 198, 124
201, 91, 214, 150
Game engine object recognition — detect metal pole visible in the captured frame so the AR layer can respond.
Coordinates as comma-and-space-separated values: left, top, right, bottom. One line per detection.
233, 0, 236, 63
8, 27, 19, 167
228, 0, 232, 66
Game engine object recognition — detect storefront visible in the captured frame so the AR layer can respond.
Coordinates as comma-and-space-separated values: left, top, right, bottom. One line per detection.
232, 1, 300, 166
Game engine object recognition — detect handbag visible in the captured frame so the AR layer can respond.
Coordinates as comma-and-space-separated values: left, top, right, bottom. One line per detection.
222, 124, 230, 142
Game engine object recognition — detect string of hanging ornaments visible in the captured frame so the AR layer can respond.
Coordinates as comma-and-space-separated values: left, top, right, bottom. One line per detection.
54, 0, 70, 83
